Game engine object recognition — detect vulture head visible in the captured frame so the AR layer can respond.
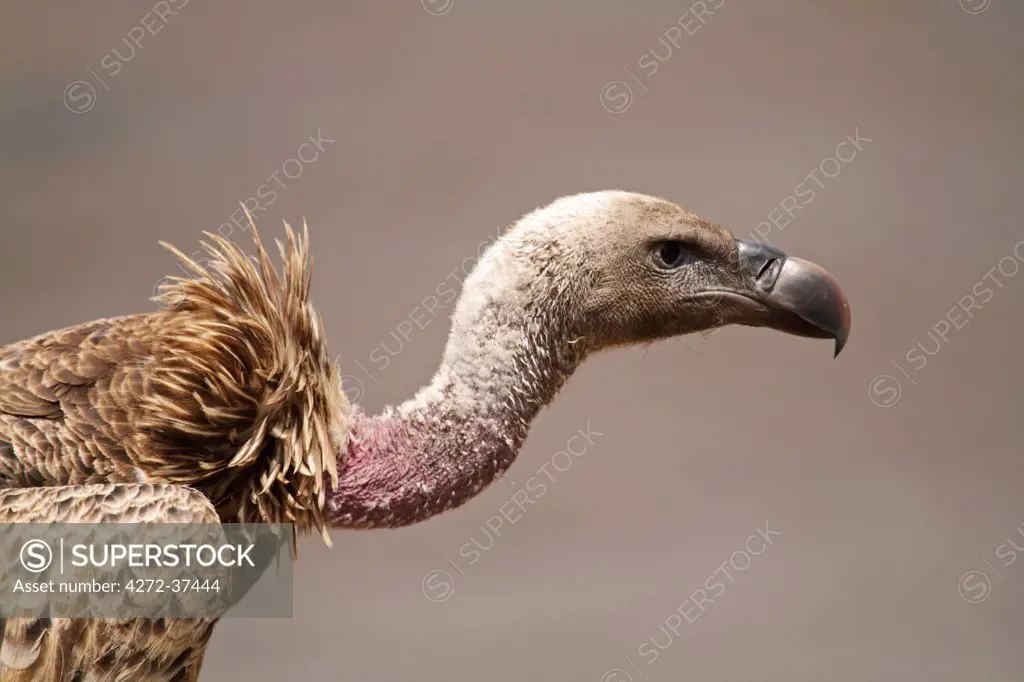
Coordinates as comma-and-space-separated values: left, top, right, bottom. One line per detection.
457, 190, 849, 357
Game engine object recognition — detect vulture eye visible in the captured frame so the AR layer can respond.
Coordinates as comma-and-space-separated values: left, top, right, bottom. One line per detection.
652, 241, 695, 269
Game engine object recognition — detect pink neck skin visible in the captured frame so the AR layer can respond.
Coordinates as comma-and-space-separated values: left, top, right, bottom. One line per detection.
324, 406, 523, 529
323, 332, 584, 529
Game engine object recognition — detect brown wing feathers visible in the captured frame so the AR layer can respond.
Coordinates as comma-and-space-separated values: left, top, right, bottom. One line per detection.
0, 484, 221, 681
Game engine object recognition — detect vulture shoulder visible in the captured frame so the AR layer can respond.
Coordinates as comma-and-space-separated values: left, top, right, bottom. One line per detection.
0, 222, 350, 538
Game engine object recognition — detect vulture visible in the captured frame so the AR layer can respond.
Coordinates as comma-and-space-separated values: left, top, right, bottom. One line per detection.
0, 190, 850, 680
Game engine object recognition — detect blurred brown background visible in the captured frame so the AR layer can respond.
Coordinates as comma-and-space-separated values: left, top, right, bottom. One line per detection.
2, 1, 1023, 679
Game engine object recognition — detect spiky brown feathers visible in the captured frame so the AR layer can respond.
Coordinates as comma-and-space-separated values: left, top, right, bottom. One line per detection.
0, 218, 350, 545
148, 220, 350, 543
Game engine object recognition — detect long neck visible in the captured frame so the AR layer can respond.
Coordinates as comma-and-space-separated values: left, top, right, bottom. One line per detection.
325, 229, 590, 529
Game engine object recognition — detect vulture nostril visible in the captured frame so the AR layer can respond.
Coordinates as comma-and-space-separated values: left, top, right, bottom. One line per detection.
753, 257, 784, 293
756, 258, 777, 280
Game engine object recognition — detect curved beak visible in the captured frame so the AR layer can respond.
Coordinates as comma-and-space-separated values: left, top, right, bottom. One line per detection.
734, 240, 851, 357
